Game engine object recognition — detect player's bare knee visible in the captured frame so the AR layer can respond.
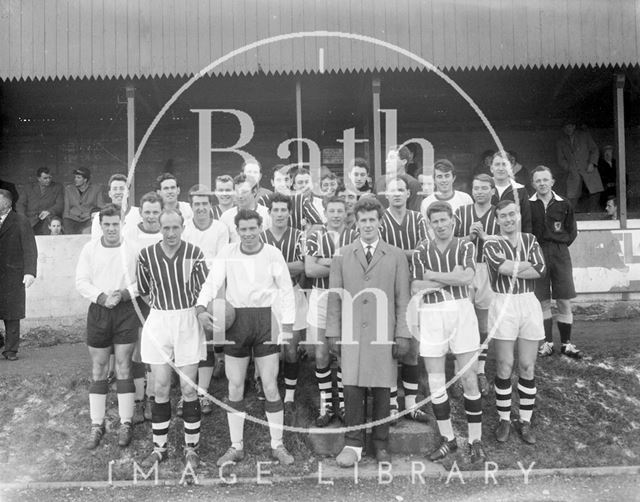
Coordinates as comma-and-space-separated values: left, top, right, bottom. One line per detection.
461, 371, 480, 395
495, 360, 514, 380
92, 362, 109, 382
260, 378, 280, 402
114, 359, 132, 380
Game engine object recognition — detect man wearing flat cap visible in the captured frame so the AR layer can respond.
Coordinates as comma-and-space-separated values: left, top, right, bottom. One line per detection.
63, 166, 105, 234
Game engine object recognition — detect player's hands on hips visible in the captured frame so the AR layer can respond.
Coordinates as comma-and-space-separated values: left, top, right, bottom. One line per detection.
23, 274, 35, 288
327, 337, 341, 357
393, 337, 411, 360
104, 290, 121, 309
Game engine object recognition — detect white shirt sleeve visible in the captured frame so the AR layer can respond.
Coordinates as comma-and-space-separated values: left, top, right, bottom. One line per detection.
196, 247, 228, 307
75, 241, 102, 303
272, 248, 296, 325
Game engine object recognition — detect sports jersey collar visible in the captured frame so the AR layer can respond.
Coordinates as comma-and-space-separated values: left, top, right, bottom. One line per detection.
528, 191, 563, 202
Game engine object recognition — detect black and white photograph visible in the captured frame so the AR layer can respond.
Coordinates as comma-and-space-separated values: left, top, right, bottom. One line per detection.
0, 1, 639, 500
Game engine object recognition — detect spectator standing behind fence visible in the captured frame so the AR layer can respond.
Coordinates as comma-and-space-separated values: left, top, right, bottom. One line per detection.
17, 167, 64, 235
48, 215, 64, 235
63, 167, 105, 234
556, 118, 603, 211
0, 189, 37, 361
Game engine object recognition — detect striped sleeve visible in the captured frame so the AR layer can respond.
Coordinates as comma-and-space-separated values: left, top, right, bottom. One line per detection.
461, 240, 476, 270
136, 248, 151, 297
416, 213, 428, 242
528, 235, 546, 275
303, 196, 323, 225
411, 244, 427, 280
190, 246, 209, 297
483, 240, 505, 271
453, 207, 464, 237
306, 230, 321, 257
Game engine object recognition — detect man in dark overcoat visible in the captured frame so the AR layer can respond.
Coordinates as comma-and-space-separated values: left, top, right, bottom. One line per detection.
0, 189, 38, 360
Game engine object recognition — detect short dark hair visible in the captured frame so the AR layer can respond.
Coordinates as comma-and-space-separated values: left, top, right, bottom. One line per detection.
531, 165, 553, 178
159, 208, 184, 225
495, 199, 518, 214
139, 191, 163, 208
271, 164, 289, 180
290, 167, 311, 182
99, 203, 122, 223
156, 172, 179, 189
215, 174, 234, 186
108, 173, 128, 190
233, 173, 255, 189
426, 201, 453, 220
321, 172, 338, 183
47, 215, 63, 225
189, 190, 215, 204
269, 192, 292, 211
323, 195, 347, 210
37, 167, 50, 177
433, 159, 455, 176
491, 151, 510, 164
472, 173, 495, 188
234, 208, 263, 228
387, 174, 411, 191
350, 157, 369, 174
354, 196, 384, 220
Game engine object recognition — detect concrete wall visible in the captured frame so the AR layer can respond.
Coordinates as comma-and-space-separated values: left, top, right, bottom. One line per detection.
25, 227, 640, 321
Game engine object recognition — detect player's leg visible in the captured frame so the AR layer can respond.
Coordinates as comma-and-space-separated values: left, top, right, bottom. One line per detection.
86, 345, 111, 449
493, 339, 516, 442
212, 346, 225, 379
557, 299, 581, 357
554, 244, 581, 359
178, 362, 201, 466
217, 354, 250, 466
535, 251, 554, 357
401, 343, 428, 422
515, 338, 539, 444
455, 350, 486, 463
472, 263, 493, 396
423, 355, 457, 461
312, 326, 335, 425
283, 329, 302, 425
197, 350, 215, 414
113, 342, 136, 446
142, 362, 173, 466
256, 352, 294, 464
131, 337, 147, 424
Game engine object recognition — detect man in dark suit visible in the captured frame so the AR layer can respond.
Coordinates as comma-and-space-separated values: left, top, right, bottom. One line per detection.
17, 167, 64, 235
0, 178, 19, 211
0, 189, 38, 360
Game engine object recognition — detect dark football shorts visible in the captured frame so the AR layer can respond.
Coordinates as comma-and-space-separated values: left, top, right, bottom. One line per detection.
223, 307, 279, 358
535, 242, 576, 301
86, 300, 140, 348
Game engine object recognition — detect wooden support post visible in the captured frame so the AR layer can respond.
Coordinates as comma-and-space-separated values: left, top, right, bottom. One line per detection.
126, 86, 136, 204
296, 80, 303, 168
372, 76, 382, 184
614, 73, 627, 228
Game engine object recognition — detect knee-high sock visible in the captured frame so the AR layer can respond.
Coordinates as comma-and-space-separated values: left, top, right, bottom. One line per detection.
151, 400, 171, 450
182, 398, 201, 448
464, 393, 483, 443
390, 386, 399, 411
265, 398, 284, 449
315, 365, 332, 413
283, 361, 299, 403
432, 392, 454, 441
227, 399, 246, 451
116, 378, 135, 423
336, 367, 344, 410
132, 362, 146, 401
89, 380, 108, 425
543, 318, 553, 343
478, 332, 488, 374
517, 377, 536, 423
401, 364, 419, 410
494, 377, 512, 421
558, 322, 572, 345
198, 352, 215, 396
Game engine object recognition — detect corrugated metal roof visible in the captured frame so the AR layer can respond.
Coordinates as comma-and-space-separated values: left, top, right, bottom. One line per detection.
1, 0, 639, 81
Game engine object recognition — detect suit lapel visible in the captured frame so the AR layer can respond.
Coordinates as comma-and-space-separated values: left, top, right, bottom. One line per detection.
367, 242, 386, 271
353, 243, 369, 271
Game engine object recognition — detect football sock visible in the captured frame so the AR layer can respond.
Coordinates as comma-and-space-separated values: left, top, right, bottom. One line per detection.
432, 393, 454, 441
336, 366, 344, 410
390, 386, 399, 412
316, 365, 332, 414
132, 362, 146, 401
151, 400, 171, 450
198, 352, 215, 396
89, 379, 108, 425
283, 361, 299, 403
464, 393, 483, 443
227, 399, 246, 451
116, 378, 135, 423
543, 318, 553, 343
265, 399, 285, 449
182, 398, 201, 448
478, 332, 488, 374
517, 377, 536, 423
494, 376, 512, 421
401, 364, 419, 410
557, 322, 572, 345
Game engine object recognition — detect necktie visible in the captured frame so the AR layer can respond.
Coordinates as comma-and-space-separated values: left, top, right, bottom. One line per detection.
365, 245, 373, 264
